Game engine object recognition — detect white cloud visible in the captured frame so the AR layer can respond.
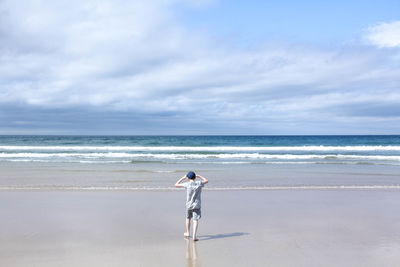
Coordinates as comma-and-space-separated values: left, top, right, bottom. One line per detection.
0, 1, 399, 134
364, 21, 400, 48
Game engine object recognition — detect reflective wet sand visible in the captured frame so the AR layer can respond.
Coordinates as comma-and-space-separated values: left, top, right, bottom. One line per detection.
1, 161, 400, 189
0, 189, 399, 266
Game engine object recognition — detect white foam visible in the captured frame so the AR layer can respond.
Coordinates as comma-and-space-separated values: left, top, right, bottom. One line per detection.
1, 145, 400, 152
0, 152, 399, 161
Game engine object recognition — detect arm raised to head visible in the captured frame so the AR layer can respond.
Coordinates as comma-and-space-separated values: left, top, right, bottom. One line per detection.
175, 175, 187, 188
196, 175, 208, 184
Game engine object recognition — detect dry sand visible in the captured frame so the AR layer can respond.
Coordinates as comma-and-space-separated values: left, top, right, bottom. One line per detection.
0, 189, 399, 266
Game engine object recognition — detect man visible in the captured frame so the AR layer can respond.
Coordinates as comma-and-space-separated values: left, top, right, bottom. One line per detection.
175, 171, 208, 241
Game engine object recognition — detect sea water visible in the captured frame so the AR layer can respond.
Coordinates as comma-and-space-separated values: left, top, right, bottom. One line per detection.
0, 135, 400, 165
0, 135, 399, 190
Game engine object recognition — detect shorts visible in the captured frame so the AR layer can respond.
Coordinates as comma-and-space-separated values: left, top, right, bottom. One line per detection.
186, 208, 201, 220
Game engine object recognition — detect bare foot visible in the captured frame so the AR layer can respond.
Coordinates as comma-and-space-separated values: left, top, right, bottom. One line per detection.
184, 233, 190, 238
193, 237, 199, 241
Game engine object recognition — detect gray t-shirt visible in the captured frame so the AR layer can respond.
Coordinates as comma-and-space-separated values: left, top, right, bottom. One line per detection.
183, 180, 205, 210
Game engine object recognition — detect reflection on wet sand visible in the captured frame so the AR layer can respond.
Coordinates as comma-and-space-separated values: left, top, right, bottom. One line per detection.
186, 239, 200, 267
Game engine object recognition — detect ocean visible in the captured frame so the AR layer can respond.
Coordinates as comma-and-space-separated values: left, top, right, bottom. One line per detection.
1, 135, 399, 190
1, 135, 400, 165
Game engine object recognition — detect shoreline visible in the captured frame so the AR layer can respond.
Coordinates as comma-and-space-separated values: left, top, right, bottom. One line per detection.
1, 185, 400, 191
1, 160, 399, 190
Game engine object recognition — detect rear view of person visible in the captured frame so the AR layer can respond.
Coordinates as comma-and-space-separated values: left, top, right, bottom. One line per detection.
175, 171, 208, 241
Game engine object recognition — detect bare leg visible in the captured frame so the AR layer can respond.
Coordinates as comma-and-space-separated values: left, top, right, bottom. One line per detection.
185, 218, 191, 238
193, 219, 199, 241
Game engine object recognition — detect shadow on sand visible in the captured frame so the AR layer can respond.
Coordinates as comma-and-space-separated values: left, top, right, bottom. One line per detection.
198, 232, 249, 241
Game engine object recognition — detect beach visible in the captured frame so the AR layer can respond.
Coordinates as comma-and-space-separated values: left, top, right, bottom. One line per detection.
1, 189, 399, 267
1, 160, 400, 190
1, 0, 399, 263
1, 135, 400, 266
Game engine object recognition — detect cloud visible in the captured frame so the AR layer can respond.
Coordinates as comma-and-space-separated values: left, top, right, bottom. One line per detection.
364, 21, 400, 48
0, 1, 399, 134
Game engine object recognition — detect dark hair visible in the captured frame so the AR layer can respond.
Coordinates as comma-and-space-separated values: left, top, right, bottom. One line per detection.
187, 171, 196, 179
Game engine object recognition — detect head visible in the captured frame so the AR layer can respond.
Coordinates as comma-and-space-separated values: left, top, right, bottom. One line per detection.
187, 171, 196, 180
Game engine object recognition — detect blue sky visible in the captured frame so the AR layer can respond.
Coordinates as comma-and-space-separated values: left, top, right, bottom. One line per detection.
177, 0, 400, 44
0, 0, 399, 135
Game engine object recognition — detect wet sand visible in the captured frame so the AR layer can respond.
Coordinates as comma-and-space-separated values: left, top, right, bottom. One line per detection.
1, 161, 400, 189
0, 189, 399, 266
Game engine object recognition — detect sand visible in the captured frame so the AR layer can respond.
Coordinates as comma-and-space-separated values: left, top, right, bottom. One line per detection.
0, 189, 399, 267
1, 161, 399, 189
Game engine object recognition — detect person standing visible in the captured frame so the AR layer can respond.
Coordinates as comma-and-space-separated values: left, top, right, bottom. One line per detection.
175, 171, 208, 241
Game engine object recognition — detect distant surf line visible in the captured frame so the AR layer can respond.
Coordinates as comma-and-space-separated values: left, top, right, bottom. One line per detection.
1, 145, 400, 151
0, 152, 399, 161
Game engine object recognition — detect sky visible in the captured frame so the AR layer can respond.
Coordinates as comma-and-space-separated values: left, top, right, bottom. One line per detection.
0, 0, 399, 135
